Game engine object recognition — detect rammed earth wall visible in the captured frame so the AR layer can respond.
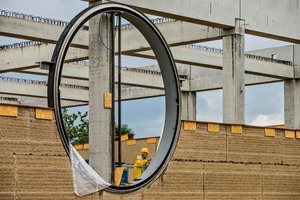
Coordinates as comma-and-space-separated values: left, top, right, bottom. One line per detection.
1, 104, 300, 199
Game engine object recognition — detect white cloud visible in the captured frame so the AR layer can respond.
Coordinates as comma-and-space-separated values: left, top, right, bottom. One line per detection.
196, 90, 222, 122
248, 114, 283, 126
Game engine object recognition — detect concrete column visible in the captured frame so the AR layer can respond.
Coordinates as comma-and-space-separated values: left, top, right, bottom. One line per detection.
88, 1, 113, 182
181, 65, 196, 120
222, 19, 245, 124
181, 91, 196, 120
284, 80, 300, 129
284, 45, 300, 129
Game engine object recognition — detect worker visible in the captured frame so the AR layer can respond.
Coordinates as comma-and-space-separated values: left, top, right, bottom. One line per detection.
133, 147, 151, 180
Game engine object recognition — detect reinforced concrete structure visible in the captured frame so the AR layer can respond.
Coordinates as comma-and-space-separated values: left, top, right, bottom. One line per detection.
0, 0, 299, 128
1, 0, 300, 198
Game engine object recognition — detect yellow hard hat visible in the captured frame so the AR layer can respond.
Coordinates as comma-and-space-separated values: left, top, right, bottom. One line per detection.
141, 148, 149, 154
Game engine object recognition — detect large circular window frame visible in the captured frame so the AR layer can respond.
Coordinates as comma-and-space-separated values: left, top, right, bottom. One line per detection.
47, 2, 181, 194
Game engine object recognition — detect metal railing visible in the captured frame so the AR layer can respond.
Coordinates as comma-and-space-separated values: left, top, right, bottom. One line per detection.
0, 76, 88, 90
121, 67, 188, 80
0, 96, 18, 102
185, 44, 223, 53
244, 53, 292, 66
185, 44, 293, 66
0, 9, 70, 27
0, 9, 174, 32
0, 41, 43, 51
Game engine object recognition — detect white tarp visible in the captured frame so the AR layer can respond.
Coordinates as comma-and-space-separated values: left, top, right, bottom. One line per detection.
69, 143, 111, 196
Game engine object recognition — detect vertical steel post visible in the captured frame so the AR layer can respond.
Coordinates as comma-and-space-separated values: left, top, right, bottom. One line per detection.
110, 12, 116, 184
117, 13, 122, 167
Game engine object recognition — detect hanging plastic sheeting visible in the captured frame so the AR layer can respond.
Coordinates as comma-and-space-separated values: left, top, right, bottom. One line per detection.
69, 143, 111, 196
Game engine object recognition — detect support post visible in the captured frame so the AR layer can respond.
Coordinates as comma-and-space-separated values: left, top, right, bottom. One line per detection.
88, 1, 114, 183
181, 91, 196, 120
222, 19, 245, 124
284, 45, 300, 129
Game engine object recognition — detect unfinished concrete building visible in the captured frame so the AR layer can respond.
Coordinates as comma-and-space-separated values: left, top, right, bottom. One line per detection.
1, 0, 300, 199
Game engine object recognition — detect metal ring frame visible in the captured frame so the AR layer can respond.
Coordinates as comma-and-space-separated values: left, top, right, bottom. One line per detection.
47, 2, 181, 194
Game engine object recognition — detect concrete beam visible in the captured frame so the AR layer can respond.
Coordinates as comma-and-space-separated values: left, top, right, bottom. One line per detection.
0, 43, 88, 73
0, 15, 88, 49
109, 0, 300, 43
0, 72, 280, 109
247, 45, 294, 60
19, 96, 87, 108
0, 78, 167, 103
1, 42, 293, 81
189, 74, 281, 92
22, 61, 286, 92
0, 14, 222, 52
120, 19, 223, 54
23, 65, 171, 90
245, 58, 294, 79
135, 46, 294, 79
0, 79, 87, 102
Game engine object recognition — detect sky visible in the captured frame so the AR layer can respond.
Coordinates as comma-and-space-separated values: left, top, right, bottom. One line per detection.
0, 0, 293, 138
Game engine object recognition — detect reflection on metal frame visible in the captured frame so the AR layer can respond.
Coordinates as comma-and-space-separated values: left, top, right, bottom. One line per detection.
47, 2, 181, 194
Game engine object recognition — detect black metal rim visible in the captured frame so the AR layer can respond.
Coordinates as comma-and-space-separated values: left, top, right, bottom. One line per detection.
47, 2, 181, 194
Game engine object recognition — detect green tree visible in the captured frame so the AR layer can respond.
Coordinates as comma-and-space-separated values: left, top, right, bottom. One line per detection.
62, 108, 89, 145
62, 108, 133, 144
115, 123, 133, 135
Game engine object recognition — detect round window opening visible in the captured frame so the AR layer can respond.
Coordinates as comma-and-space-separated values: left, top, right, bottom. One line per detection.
47, 2, 181, 194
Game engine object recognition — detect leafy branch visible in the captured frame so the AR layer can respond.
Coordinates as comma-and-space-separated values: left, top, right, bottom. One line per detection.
62, 108, 134, 145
